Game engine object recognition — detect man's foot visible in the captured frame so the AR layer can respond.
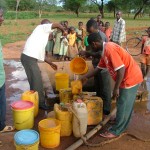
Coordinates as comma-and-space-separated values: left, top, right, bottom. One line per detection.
0, 126, 15, 133
99, 131, 118, 138
39, 104, 51, 110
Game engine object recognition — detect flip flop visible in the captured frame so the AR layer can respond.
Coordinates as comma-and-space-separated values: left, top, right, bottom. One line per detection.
99, 131, 117, 138
0, 126, 15, 133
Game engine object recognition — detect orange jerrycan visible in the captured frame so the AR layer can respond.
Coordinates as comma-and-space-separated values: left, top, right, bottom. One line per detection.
21, 90, 39, 117
83, 96, 103, 125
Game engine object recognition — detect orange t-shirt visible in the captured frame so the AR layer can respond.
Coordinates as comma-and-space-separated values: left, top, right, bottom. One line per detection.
142, 36, 150, 54
67, 33, 76, 46
98, 42, 143, 88
104, 28, 112, 41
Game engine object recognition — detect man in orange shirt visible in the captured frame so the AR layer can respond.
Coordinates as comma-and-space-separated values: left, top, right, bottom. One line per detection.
82, 32, 143, 138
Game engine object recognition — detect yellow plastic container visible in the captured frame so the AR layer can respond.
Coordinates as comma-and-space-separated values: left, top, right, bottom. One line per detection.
21, 90, 39, 117
14, 130, 39, 150
15, 141, 39, 150
71, 80, 82, 95
54, 104, 72, 136
83, 96, 103, 125
70, 57, 88, 75
11, 101, 34, 130
55, 73, 69, 91
59, 88, 73, 104
38, 118, 61, 148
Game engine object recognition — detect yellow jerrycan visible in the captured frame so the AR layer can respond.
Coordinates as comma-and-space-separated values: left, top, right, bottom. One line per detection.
54, 104, 72, 137
83, 96, 103, 125
72, 100, 88, 138
59, 88, 73, 104
71, 80, 82, 95
21, 90, 39, 117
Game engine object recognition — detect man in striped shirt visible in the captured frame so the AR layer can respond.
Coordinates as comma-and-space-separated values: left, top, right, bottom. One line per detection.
111, 11, 126, 46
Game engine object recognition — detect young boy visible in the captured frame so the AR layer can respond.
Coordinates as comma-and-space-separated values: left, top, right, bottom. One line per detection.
104, 22, 112, 41
76, 22, 86, 51
83, 32, 143, 138
140, 27, 150, 80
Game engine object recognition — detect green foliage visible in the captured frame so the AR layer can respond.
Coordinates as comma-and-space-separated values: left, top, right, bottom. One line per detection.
61, 0, 87, 16
0, 0, 8, 10
5, 11, 38, 19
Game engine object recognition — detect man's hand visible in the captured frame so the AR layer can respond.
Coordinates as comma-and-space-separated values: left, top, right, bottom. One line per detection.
79, 50, 91, 58
50, 63, 57, 70
112, 88, 119, 100
80, 77, 88, 85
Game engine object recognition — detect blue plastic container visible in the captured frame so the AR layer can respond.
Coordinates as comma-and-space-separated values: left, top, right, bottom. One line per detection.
14, 129, 39, 150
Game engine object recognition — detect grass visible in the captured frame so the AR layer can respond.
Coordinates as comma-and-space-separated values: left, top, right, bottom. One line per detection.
0, 12, 149, 45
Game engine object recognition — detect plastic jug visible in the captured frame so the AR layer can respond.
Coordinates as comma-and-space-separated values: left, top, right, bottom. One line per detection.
72, 100, 88, 138
55, 73, 69, 91
83, 96, 103, 125
71, 80, 82, 95
54, 104, 72, 137
59, 88, 73, 104
21, 90, 39, 117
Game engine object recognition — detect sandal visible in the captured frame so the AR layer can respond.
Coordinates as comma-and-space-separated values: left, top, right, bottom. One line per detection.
99, 131, 118, 138
0, 126, 15, 133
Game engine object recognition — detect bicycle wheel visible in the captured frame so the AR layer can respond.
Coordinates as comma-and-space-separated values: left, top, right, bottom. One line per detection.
126, 37, 142, 56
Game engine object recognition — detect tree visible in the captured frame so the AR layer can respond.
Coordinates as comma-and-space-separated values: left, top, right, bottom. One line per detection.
106, 0, 121, 18
90, 0, 104, 18
132, 0, 150, 19
36, 0, 58, 18
61, 0, 86, 17
16, 0, 21, 20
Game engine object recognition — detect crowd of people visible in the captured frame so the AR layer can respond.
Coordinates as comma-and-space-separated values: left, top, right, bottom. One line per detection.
46, 14, 117, 61
0, 6, 150, 146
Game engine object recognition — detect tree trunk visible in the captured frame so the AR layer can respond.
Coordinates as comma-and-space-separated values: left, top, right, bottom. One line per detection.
134, 6, 143, 19
113, 7, 116, 18
16, 0, 21, 20
75, 8, 79, 17
98, 2, 104, 18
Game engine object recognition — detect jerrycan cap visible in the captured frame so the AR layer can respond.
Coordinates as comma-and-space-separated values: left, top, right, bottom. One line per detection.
77, 99, 83, 103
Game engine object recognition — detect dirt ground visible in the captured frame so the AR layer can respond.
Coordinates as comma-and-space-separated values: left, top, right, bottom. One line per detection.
1, 31, 150, 150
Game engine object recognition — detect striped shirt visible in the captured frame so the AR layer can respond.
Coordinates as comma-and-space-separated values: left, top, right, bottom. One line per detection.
111, 18, 126, 43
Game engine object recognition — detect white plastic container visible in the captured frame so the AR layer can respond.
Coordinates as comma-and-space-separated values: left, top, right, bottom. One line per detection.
72, 101, 88, 138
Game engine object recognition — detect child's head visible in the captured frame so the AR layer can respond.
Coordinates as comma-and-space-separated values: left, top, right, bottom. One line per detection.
146, 27, 150, 36
60, 21, 65, 27
105, 22, 110, 29
64, 21, 68, 28
86, 19, 98, 34
97, 15, 102, 22
78, 22, 83, 30
69, 26, 75, 34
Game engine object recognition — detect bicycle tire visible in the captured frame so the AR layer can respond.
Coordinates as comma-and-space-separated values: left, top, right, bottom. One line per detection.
126, 37, 142, 56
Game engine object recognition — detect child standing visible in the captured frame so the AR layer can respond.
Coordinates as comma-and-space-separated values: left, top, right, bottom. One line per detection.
76, 22, 86, 51
140, 27, 150, 80
104, 22, 112, 41
59, 30, 68, 61
45, 33, 54, 56
67, 27, 78, 60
